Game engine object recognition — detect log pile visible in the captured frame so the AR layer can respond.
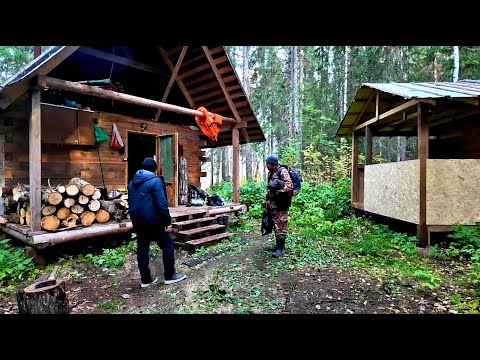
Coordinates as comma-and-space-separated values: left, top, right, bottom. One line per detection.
0, 178, 130, 231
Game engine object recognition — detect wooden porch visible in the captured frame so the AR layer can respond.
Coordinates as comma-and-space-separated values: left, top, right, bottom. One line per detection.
0, 202, 246, 252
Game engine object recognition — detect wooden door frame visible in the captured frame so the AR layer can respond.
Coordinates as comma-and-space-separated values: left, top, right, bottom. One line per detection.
125, 130, 179, 207
157, 132, 179, 207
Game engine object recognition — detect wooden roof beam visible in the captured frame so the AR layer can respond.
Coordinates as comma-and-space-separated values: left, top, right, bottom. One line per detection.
354, 99, 419, 132
347, 90, 375, 136
202, 46, 250, 143
157, 46, 196, 111
154, 46, 188, 122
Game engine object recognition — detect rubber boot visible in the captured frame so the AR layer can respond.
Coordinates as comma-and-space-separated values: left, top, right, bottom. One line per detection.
272, 234, 286, 258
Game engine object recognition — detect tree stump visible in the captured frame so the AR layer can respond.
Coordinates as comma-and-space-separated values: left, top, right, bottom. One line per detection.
16, 280, 69, 314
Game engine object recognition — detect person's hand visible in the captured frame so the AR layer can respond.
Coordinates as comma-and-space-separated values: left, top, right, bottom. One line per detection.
165, 225, 173, 233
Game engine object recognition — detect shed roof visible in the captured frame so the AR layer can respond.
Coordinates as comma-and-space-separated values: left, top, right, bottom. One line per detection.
0, 46, 265, 148
337, 80, 480, 137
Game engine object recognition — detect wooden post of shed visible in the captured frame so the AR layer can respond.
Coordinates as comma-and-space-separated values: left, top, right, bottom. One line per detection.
29, 89, 42, 232
365, 126, 373, 165
417, 103, 429, 247
232, 128, 239, 203
351, 132, 359, 204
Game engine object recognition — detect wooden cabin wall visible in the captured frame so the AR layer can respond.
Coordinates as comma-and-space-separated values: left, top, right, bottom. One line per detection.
0, 105, 203, 194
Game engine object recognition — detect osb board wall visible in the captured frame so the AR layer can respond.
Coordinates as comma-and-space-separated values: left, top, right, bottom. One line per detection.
363, 160, 420, 224
427, 159, 480, 225
0, 108, 202, 190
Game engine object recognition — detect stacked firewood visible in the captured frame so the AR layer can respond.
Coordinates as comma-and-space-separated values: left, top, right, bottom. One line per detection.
0, 177, 129, 231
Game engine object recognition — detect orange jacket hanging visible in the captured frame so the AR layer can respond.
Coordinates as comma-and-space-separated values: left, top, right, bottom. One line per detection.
195, 107, 223, 142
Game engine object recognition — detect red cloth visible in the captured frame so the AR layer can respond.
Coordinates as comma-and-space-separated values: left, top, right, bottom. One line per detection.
110, 123, 124, 150
195, 107, 223, 142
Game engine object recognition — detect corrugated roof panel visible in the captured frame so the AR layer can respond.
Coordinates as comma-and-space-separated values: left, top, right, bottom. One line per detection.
364, 80, 480, 99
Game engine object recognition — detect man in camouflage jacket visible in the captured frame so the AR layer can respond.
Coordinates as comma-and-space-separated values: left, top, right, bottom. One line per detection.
265, 154, 293, 257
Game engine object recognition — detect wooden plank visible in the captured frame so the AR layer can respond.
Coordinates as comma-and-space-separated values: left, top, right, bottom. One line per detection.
29, 89, 42, 232
187, 72, 236, 94
184, 232, 230, 248
178, 55, 228, 80
417, 103, 429, 247
172, 216, 216, 228
178, 223, 224, 236
354, 100, 419, 132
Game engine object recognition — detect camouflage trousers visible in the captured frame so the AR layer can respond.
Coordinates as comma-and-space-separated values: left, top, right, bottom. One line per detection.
271, 209, 288, 236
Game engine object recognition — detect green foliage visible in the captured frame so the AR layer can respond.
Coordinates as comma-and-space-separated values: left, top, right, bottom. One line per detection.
82, 247, 127, 268
446, 223, 480, 261
289, 178, 351, 233
0, 46, 33, 83
208, 181, 233, 202
412, 269, 441, 290
97, 300, 120, 311
0, 239, 39, 286
239, 180, 265, 210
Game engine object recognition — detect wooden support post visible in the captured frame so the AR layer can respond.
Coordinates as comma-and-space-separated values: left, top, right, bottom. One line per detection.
351, 132, 359, 204
365, 126, 373, 165
29, 89, 42, 232
232, 128, 239, 203
417, 103, 429, 247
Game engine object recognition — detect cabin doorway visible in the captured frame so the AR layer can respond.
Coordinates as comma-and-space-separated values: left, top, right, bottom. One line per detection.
127, 132, 178, 207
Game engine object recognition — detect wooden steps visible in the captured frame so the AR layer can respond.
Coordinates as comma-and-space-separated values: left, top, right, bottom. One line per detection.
172, 214, 230, 252
184, 233, 231, 250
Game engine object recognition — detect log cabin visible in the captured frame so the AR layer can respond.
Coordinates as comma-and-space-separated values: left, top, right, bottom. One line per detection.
0, 46, 265, 253
336, 79, 480, 247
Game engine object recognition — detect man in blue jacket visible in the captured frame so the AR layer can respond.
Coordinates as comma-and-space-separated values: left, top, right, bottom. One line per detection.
128, 157, 186, 287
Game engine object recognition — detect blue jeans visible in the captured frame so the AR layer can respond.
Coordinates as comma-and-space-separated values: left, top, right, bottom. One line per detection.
136, 225, 175, 283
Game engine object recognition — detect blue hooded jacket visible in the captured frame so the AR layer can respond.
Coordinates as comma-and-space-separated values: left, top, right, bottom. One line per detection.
127, 169, 171, 229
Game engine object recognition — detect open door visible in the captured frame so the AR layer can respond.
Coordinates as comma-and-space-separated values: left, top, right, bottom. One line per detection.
158, 133, 179, 207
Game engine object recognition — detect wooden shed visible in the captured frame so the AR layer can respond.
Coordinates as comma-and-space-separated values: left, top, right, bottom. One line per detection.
0, 46, 265, 251
336, 79, 480, 246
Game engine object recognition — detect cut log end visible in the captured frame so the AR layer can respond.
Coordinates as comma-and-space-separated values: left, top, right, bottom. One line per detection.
41, 215, 60, 231
95, 209, 110, 223
80, 211, 96, 226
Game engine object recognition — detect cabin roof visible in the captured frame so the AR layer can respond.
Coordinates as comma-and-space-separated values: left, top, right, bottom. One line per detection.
0, 46, 265, 148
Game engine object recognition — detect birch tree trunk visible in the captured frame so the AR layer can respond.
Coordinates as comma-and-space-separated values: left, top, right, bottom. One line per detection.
453, 46, 460, 82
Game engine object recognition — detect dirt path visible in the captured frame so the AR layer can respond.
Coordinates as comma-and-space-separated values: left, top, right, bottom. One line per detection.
0, 230, 447, 314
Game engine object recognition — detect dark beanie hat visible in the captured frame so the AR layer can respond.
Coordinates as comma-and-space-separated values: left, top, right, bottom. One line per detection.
142, 157, 157, 172
265, 154, 279, 166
